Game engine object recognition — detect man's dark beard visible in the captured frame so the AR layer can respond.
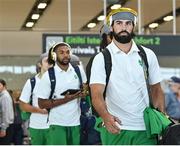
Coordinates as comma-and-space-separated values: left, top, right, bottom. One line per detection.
112, 31, 135, 44
59, 58, 70, 65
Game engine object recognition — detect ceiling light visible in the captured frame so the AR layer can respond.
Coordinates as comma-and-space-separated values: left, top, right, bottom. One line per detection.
163, 15, 173, 21
26, 22, 34, 27
111, 4, 121, 10
149, 23, 159, 29
97, 15, 105, 21
37, 3, 47, 9
31, 14, 40, 20
87, 23, 96, 28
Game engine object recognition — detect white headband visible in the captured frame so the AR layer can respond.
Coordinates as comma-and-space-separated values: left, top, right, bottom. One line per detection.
109, 12, 137, 26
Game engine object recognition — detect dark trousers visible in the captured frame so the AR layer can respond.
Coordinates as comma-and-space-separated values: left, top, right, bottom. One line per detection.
11, 124, 23, 145
0, 124, 14, 145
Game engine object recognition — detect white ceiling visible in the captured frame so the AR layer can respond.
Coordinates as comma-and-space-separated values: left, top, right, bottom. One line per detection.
0, 0, 180, 34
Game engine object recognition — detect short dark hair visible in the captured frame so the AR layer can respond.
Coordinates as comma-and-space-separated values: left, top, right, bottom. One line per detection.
170, 76, 180, 84
0, 79, 6, 86
48, 46, 56, 66
100, 32, 113, 51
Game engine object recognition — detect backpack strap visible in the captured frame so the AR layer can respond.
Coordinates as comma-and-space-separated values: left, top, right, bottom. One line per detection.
102, 48, 112, 97
29, 76, 36, 105
48, 67, 56, 100
46, 67, 56, 122
137, 45, 149, 78
86, 55, 96, 85
72, 65, 83, 88
30, 77, 36, 93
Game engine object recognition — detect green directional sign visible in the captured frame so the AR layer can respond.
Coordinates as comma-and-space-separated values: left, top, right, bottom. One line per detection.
43, 34, 101, 56
134, 35, 180, 56
43, 34, 180, 56
134, 36, 161, 45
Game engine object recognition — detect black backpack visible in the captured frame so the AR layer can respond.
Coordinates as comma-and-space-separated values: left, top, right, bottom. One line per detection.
86, 45, 149, 117
159, 122, 180, 144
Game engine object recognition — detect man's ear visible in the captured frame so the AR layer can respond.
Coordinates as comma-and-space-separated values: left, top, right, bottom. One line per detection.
133, 25, 136, 31
110, 26, 113, 32
37, 62, 42, 68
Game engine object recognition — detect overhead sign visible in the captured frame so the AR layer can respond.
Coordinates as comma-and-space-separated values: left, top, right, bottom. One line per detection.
134, 35, 180, 56
43, 34, 101, 56
43, 34, 180, 56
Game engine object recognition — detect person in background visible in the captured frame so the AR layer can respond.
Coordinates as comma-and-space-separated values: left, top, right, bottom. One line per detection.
0, 79, 14, 144
37, 42, 87, 145
99, 24, 113, 51
165, 76, 180, 122
70, 54, 80, 66
19, 53, 52, 145
89, 7, 164, 145
70, 54, 87, 82
11, 89, 24, 145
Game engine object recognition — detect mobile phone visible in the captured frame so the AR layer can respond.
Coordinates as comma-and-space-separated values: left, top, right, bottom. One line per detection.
60, 89, 81, 95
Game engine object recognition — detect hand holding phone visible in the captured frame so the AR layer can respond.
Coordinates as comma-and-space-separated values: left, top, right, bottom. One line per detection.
60, 89, 81, 96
